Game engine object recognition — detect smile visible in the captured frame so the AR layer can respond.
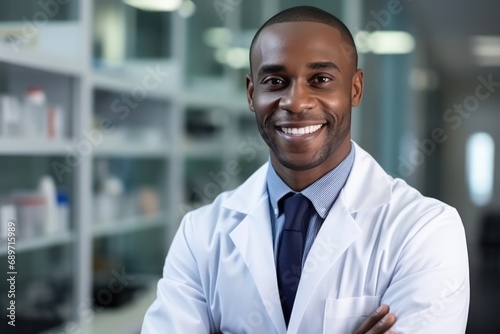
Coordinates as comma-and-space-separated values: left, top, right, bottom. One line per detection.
281, 124, 323, 136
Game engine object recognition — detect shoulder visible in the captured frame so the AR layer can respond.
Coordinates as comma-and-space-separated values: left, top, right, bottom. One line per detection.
369, 168, 465, 267
350, 142, 463, 241
388, 176, 462, 237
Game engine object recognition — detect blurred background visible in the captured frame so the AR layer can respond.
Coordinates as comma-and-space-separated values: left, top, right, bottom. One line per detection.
0, 0, 498, 333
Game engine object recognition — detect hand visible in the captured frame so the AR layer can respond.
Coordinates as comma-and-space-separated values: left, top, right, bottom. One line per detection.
353, 304, 396, 334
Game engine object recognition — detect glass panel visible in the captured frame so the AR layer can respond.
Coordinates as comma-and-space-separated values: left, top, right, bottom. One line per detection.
93, 0, 173, 68
0, 0, 78, 21
185, 0, 225, 81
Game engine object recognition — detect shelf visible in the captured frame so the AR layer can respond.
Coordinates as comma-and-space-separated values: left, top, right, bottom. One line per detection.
0, 138, 73, 155
181, 90, 249, 111
83, 276, 158, 334
92, 72, 253, 112
0, 44, 84, 76
0, 232, 73, 256
92, 72, 176, 102
93, 143, 170, 158
0, 3, 268, 333
182, 140, 225, 158
38, 276, 159, 334
93, 213, 166, 238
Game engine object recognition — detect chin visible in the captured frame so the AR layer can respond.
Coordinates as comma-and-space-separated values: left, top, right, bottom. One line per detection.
275, 152, 326, 172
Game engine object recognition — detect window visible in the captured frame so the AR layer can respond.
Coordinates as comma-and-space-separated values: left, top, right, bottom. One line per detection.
466, 132, 495, 206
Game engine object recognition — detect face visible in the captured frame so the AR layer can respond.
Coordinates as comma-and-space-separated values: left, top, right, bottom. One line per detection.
247, 21, 363, 181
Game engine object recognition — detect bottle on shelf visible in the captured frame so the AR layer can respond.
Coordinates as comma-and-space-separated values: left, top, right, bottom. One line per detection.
47, 105, 65, 140
13, 193, 47, 241
94, 160, 126, 223
39, 175, 58, 236
57, 191, 70, 233
0, 202, 17, 244
0, 94, 22, 138
22, 87, 48, 138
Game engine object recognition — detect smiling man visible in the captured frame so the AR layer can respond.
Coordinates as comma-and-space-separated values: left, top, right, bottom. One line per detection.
142, 6, 469, 334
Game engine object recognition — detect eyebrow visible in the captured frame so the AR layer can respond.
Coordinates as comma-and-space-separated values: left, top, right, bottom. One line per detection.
256, 61, 341, 78
307, 61, 341, 72
257, 64, 286, 79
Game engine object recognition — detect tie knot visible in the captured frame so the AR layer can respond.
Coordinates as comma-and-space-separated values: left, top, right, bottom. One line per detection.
282, 193, 311, 232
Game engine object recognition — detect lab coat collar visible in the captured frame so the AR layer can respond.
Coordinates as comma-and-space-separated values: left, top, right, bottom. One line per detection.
222, 161, 269, 214
343, 141, 392, 213
223, 141, 392, 215
224, 141, 392, 333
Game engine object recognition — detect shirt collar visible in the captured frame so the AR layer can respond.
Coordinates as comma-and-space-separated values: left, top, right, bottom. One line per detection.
266, 143, 355, 219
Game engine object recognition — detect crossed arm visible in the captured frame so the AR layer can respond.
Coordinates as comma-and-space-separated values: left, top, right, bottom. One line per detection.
142, 207, 469, 334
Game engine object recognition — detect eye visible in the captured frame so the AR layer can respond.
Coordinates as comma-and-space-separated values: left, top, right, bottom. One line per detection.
311, 76, 332, 84
263, 77, 285, 85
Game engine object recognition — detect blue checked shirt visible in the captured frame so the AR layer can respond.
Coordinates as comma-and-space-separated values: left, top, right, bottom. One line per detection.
266, 144, 355, 266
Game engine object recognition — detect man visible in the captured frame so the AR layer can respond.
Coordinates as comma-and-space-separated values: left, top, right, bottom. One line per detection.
142, 6, 469, 334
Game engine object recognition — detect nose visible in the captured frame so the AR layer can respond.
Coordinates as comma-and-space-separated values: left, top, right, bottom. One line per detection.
278, 82, 316, 113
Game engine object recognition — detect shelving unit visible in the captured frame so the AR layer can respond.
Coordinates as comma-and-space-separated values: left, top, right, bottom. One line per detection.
0, 0, 346, 333
0, 139, 72, 155
0, 44, 84, 76
0, 232, 73, 256
93, 144, 169, 158
92, 213, 166, 238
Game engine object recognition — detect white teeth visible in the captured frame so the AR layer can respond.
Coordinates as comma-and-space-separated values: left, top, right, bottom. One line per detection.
281, 124, 323, 136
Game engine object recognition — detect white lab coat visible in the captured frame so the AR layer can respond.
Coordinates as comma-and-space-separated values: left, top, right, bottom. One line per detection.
142, 142, 469, 334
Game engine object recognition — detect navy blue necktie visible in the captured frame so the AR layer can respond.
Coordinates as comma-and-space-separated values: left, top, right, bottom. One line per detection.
277, 193, 311, 326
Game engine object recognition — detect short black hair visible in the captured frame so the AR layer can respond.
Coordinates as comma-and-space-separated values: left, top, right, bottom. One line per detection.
249, 6, 358, 73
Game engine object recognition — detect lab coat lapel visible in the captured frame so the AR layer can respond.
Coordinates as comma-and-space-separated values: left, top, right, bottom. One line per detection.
223, 143, 393, 333
288, 197, 362, 332
226, 163, 287, 334
289, 142, 392, 332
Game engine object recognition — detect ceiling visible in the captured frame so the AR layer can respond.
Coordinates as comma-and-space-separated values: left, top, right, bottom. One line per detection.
408, 0, 500, 81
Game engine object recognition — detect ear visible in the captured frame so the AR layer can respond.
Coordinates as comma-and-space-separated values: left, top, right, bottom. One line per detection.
351, 68, 364, 107
246, 73, 255, 112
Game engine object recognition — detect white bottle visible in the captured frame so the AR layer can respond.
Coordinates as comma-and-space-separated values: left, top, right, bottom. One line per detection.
39, 176, 58, 236
0, 95, 22, 137
23, 87, 47, 138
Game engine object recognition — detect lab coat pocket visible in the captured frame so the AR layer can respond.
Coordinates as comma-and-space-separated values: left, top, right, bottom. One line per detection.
323, 295, 381, 334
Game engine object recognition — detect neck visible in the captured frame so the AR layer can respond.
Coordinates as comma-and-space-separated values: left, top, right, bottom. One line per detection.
271, 140, 351, 191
